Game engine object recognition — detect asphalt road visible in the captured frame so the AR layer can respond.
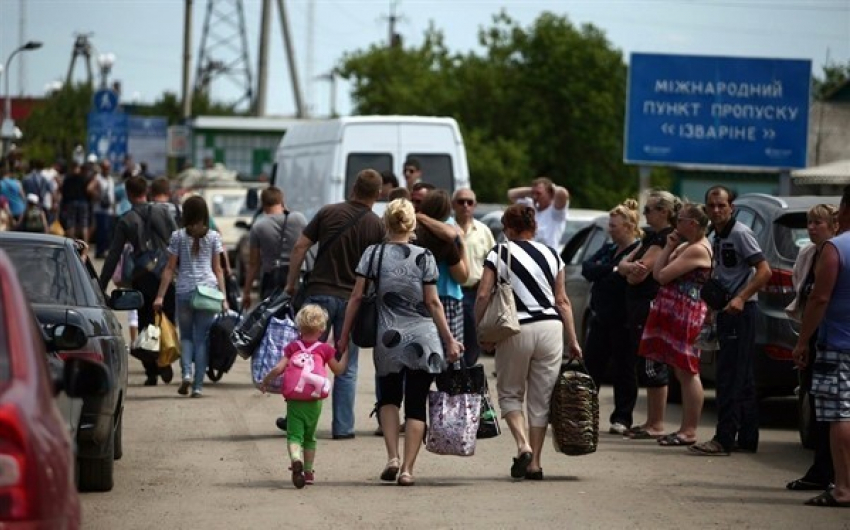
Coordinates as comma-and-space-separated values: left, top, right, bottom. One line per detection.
79, 336, 848, 529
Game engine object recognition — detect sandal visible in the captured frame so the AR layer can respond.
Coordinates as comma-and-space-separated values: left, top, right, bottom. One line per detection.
397, 471, 415, 486
805, 489, 850, 508
687, 440, 730, 456
657, 433, 696, 447
628, 427, 663, 440
787, 478, 832, 491
525, 469, 544, 481
511, 451, 532, 479
380, 458, 400, 482
290, 460, 306, 489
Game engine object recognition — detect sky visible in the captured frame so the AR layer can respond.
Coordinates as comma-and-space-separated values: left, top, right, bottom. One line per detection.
0, 0, 848, 118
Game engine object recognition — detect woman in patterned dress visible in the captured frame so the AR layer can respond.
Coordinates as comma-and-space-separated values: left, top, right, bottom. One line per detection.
639, 203, 712, 447
339, 198, 462, 486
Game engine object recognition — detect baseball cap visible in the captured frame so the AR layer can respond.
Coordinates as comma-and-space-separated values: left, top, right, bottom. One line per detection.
26, 193, 39, 205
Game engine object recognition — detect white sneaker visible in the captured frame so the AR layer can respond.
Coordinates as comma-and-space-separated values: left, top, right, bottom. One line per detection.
609, 422, 629, 435
190, 389, 203, 398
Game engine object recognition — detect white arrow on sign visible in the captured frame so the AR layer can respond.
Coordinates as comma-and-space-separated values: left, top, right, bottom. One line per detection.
762, 128, 776, 140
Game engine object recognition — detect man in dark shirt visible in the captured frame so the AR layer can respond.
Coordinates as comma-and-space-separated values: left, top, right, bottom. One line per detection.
285, 169, 386, 439
99, 176, 178, 385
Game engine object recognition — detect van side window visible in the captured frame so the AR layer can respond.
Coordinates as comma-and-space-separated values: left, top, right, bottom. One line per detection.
345, 153, 392, 192
406, 153, 454, 192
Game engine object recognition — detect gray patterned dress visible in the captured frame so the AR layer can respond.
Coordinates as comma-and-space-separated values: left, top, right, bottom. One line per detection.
355, 242, 446, 377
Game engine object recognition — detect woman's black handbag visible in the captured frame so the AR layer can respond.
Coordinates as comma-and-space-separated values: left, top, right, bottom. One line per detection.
436, 361, 487, 395
231, 287, 293, 358
352, 244, 385, 348
700, 278, 732, 311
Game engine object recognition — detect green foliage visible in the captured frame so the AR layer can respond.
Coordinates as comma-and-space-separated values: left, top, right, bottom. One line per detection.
813, 60, 850, 100
338, 11, 636, 209
22, 83, 93, 163
132, 91, 248, 123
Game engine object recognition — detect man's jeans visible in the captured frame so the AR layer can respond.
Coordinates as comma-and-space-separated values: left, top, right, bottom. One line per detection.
306, 294, 359, 437
461, 288, 480, 366
713, 302, 759, 451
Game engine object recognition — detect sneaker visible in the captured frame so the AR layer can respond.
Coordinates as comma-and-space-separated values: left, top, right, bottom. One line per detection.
178, 378, 192, 396
609, 422, 629, 435
191, 389, 203, 398
304, 470, 315, 485
291, 461, 306, 489
275, 417, 287, 432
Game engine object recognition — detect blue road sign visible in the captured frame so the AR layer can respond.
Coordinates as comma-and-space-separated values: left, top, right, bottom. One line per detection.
87, 111, 128, 168
624, 53, 811, 169
92, 89, 120, 113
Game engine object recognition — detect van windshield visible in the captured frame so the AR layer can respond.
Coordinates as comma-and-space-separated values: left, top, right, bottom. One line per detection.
407, 154, 454, 192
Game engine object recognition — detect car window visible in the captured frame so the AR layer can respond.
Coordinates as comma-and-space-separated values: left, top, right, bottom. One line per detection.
2, 245, 77, 305
774, 212, 809, 261
562, 225, 596, 265
735, 208, 756, 229
406, 153, 455, 192
581, 228, 609, 264
207, 192, 250, 217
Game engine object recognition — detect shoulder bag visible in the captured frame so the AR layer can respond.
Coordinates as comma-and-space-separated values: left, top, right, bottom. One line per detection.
191, 285, 225, 312
352, 243, 385, 348
477, 242, 521, 343
700, 238, 733, 311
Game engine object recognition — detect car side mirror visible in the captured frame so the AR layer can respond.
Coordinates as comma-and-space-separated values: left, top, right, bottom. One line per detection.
52, 324, 88, 350
61, 358, 112, 398
109, 288, 144, 311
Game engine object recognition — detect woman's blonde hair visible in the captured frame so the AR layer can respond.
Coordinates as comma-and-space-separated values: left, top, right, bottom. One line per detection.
678, 202, 710, 233
384, 198, 416, 235
610, 198, 643, 239
646, 189, 682, 225
296, 304, 328, 335
808, 203, 839, 229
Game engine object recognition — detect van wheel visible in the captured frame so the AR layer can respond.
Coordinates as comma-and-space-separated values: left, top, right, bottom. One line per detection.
78, 427, 115, 492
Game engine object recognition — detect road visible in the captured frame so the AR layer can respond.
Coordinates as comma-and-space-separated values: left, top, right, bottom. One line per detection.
80, 334, 848, 529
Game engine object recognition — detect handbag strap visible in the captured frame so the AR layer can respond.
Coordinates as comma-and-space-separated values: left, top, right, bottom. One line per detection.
277, 212, 290, 261
363, 243, 385, 293
495, 241, 512, 285
313, 208, 370, 269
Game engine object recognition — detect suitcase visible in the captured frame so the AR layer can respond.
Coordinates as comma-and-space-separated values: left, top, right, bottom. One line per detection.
549, 360, 599, 456
206, 312, 240, 382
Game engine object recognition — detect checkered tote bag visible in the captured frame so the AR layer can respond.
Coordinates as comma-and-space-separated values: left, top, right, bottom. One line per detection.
251, 315, 298, 393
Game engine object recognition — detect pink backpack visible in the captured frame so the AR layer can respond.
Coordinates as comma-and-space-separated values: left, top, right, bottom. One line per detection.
281, 341, 331, 401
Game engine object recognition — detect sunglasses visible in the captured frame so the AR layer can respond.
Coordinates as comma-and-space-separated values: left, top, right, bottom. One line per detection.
454, 199, 475, 206
643, 205, 664, 215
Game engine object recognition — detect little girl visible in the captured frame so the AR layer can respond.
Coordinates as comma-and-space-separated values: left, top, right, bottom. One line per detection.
261, 304, 348, 489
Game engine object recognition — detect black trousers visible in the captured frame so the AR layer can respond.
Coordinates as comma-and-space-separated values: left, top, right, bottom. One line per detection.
801, 333, 835, 484
713, 303, 759, 451
585, 311, 637, 426
132, 271, 176, 379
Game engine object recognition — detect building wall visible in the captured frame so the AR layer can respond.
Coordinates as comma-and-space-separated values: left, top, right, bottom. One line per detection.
808, 101, 850, 166
191, 129, 282, 179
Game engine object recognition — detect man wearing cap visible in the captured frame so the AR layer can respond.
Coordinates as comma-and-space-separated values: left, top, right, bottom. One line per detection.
19, 193, 48, 233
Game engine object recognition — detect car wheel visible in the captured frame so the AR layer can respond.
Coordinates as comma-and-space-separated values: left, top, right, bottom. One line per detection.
207, 366, 224, 382
113, 411, 124, 461
77, 426, 115, 492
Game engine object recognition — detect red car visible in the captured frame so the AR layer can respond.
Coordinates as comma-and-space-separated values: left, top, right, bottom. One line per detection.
0, 249, 110, 528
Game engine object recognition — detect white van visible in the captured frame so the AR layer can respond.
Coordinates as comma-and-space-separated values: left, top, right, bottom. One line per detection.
270, 115, 470, 218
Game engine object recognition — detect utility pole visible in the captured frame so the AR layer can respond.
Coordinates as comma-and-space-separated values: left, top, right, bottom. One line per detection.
195, 0, 254, 110
181, 0, 194, 119
385, 0, 402, 48
275, 0, 305, 118
305, 0, 314, 116
254, 0, 271, 115
17, 0, 25, 96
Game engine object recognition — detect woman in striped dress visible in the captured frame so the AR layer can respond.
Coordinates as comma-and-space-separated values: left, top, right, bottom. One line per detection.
475, 203, 582, 481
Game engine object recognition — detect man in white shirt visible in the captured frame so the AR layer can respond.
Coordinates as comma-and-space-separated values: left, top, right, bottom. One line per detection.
507, 177, 570, 249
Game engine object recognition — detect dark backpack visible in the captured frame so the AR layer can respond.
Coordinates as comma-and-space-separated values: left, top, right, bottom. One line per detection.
20, 207, 45, 233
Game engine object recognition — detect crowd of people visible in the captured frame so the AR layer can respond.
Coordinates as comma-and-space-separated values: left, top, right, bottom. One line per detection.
3, 152, 848, 506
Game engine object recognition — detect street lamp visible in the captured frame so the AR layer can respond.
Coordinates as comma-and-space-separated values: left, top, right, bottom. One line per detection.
2, 41, 43, 164
97, 53, 116, 89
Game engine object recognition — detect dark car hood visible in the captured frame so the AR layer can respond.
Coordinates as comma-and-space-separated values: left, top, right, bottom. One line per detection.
31, 304, 106, 337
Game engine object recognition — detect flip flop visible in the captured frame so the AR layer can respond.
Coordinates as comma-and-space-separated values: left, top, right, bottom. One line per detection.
787, 478, 832, 491
627, 427, 663, 440
511, 451, 532, 479
805, 489, 850, 508
657, 433, 696, 447
687, 440, 730, 456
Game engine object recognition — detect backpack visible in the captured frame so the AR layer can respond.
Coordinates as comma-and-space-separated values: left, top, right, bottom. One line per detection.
19, 207, 45, 233
98, 175, 115, 210
281, 340, 330, 401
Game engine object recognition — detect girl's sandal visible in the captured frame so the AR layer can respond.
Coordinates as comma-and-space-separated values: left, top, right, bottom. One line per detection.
397, 471, 415, 486
380, 458, 400, 482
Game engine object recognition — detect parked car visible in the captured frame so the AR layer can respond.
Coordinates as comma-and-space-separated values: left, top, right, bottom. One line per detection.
560, 194, 838, 444
0, 233, 143, 492
0, 248, 112, 528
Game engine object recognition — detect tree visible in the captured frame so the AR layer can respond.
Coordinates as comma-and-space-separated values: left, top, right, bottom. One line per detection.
813, 60, 850, 100
21, 83, 93, 164
338, 11, 636, 208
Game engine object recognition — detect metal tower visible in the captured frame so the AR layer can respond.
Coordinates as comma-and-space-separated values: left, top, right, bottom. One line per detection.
195, 0, 254, 110
66, 33, 95, 87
